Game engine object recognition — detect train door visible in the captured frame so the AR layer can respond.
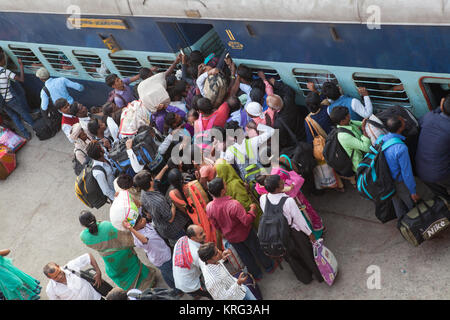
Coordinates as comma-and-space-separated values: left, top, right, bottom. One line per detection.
419, 77, 450, 110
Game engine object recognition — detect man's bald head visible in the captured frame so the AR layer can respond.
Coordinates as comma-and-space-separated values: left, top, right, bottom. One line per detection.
266, 94, 284, 111
186, 224, 206, 244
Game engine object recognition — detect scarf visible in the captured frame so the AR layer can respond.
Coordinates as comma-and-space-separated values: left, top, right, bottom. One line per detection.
173, 236, 193, 269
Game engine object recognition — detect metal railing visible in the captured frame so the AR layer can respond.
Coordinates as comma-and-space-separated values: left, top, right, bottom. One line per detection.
8, 45, 42, 73
293, 69, 338, 96
109, 53, 142, 77
39, 48, 79, 76
73, 50, 103, 79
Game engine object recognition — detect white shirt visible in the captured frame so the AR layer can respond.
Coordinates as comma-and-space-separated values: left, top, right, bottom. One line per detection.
46, 254, 102, 300
170, 100, 188, 114
327, 96, 373, 119
172, 238, 202, 293
224, 123, 274, 165
106, 117, 120, 142
78, 116, 92, 137
200, 260, 246, 300
260, 193, 312, 236
0, 67, 15, 102
126, 149, 145, 173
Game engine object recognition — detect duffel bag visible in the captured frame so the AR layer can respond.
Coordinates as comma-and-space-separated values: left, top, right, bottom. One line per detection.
398, 197, 450, 246
33, 117, 56, 141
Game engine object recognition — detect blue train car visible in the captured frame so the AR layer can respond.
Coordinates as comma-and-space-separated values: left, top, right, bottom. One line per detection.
1, 0, 450, 117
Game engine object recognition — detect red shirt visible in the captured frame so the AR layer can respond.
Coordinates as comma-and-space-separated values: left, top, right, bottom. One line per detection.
195, 102, 230, 133
61, 115, 79, 127
206, 196, 255, 243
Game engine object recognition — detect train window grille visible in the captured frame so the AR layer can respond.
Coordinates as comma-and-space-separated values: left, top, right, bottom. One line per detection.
8, 45, 43, 73
39, 47, 79, 76
73, 50, 103, 79
352, 73, 410, 109
242, 65, 281, 83
0, 46, 18, 72
147, 56, 174, 72
109, 53, 142, 77
200, 31, 225, 58
293, 69, 338, 97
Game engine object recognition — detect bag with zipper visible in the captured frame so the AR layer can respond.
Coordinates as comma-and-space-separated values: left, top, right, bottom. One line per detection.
312, 238, 338, 286
356, 135, 403, 203
72, 149, 90, 176
75, 162, 109, 209
64, 266, 113, 297
322, 127, 355, 177
305, 115, 326, 162
398, 197, 450, 246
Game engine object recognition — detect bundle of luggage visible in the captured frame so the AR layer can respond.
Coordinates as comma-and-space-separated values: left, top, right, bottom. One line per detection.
0, 125, 27, 180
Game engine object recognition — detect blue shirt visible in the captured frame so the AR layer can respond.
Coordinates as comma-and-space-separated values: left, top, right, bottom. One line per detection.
40, 77, 84, 111
304, 106, 333, 144
381, 133, 416, 195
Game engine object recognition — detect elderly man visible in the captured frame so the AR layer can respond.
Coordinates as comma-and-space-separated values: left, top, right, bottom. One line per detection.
44, 253, 111, 300
172, 224, 212, 299
36, 67, 84, 117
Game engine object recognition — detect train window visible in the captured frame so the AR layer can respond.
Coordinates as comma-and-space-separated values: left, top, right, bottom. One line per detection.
0, 46, 18, 72
241, 64, 281, 83
8, 45, 43, 73
147, 56, 174, 72
293, 69, 338, 96
200, 30, 225, 58
109, 53, 142, 77
352, 73, 410, 109
39, 47, 79, 76
73, 50, 103, 79
419, 77, 450, 110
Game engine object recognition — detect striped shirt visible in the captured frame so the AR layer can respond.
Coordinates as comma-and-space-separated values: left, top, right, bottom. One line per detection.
200, 260, 246, 300
0, 67, 15, 102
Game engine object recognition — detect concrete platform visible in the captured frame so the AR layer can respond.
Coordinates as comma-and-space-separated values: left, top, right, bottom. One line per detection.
1, 129, 449, 300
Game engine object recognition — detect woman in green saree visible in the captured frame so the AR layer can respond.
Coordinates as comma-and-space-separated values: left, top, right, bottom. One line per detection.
79, 211, 157, 291
0, 249, 41, 300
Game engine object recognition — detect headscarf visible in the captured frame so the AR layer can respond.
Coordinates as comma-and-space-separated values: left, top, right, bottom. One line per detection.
173, 236, 193, 269
245, 102, 265, 119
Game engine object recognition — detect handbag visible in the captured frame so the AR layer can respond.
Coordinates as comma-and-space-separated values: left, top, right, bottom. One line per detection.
397, 197, 450, 247
313, 162, 339, 190
312, 238, 338, 286
64, 266, 113, 297
305, 116, 326, 161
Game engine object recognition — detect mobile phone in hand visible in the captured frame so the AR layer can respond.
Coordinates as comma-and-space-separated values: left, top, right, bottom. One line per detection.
242, 266, 248, 275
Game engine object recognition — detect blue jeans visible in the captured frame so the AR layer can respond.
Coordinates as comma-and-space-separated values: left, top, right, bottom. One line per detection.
2, 96, 34, 137
243, 286, 257, 300
230, 229, 274, 280
158, 259, 183, 295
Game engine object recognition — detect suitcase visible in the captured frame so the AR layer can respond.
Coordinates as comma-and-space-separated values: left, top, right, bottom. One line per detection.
0, 145, 16, 179
398, 197, 450, 246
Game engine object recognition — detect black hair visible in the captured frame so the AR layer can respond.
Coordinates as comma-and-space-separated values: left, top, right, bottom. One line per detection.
117, 173, 134, 190
164, 112, 179, 129
443, 94, 450, 116
322, 81, 341, 100
227, 96, 241, 114
329, 106, 349, 125
191, 95, 202, 111
105, 74, 118, 87
305, 92, 321, 113
224, 120, 241, 131
187, 65, 198, 79
207, 177, 225, 198
166, 74, 177, 88
385, 116, 402, 133
250, 78, 265, 91
139, 67, 153, 80
255, 174, 267, 186
86, 141, 103, 160
250, 87, 265, 105
237, 65, 253, 83
187, 108, 199, 120
189, 50, 204, 65
55, 98, 68, 111
264, 175, 281, 193
133, 170, 153, 191
102, 102, 114, 117
79, 210, 98, 235
69, 102, 80, 116
87, 119, 100, 137
167, 168, 194, 214
198, 242, 216, 264
197, 97, 213, 115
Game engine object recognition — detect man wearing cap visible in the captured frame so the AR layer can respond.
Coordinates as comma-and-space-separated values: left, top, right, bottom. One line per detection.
36, 67, 84, 118
43, 253, 106, 300
245, 101, 268, 126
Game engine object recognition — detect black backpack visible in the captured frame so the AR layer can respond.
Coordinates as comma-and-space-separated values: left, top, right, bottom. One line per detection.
72, 149, 91, 176
33, 86, 61, 140
322, 127, 355, 177
258, 196, 290, 258
127, 288, 180, 300
356, 136, 404, 204
75, 162, 109, 209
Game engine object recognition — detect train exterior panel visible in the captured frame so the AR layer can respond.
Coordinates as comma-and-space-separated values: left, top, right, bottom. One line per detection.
1, 7, 449, 117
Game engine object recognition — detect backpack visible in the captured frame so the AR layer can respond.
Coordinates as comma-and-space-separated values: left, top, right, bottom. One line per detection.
356, 136, 404, 203
72, 149, 91, 176
33, 86, 61, 140
229, 139, 265, 185
322, 127, 355, 177
258, 196, 290, 258
75, 162, 109, 209
203, 72, 228, 109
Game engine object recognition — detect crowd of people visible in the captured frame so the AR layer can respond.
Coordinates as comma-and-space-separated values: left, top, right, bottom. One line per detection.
0, 47, 449, 301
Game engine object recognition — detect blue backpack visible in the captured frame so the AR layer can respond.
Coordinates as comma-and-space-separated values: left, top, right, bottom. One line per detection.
356, 135, 403, 203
